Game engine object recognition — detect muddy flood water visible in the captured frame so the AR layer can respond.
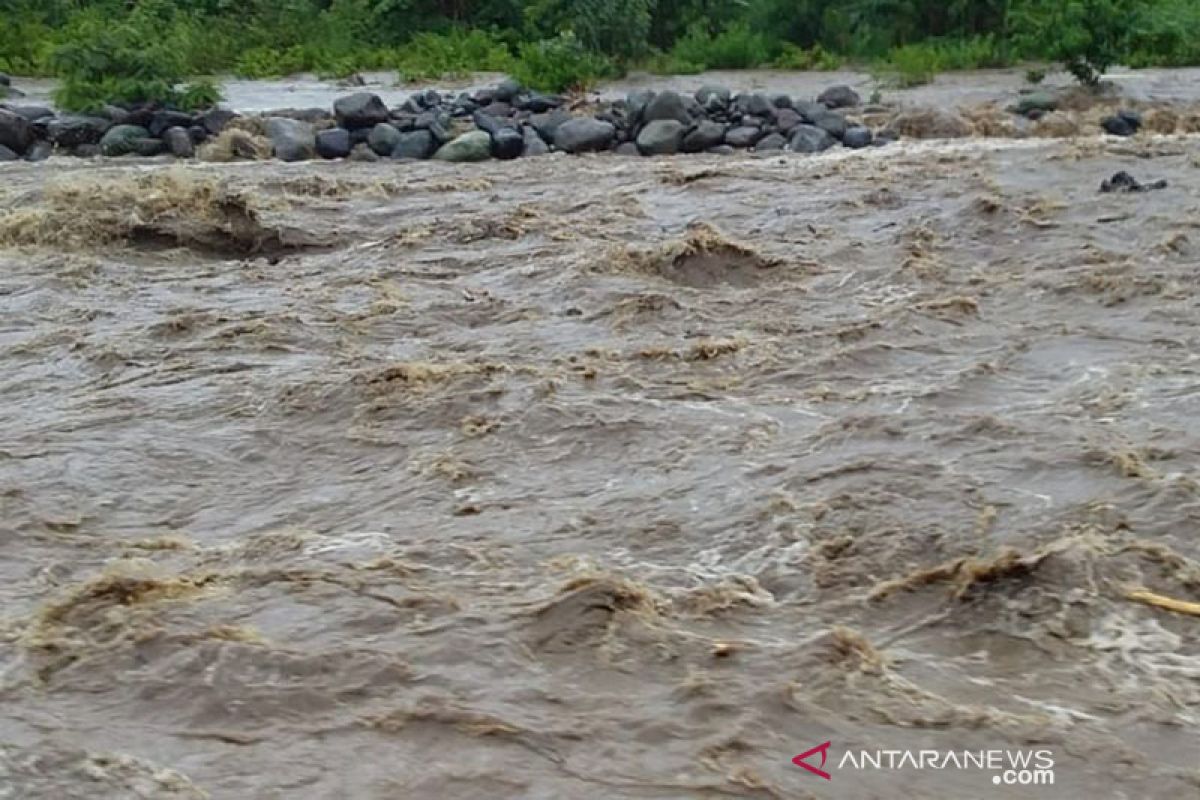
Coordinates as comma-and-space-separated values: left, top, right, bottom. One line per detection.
2, 74, 1200, 799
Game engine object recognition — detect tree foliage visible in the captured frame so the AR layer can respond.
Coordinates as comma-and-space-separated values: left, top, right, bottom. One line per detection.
0, 0, 1195, 101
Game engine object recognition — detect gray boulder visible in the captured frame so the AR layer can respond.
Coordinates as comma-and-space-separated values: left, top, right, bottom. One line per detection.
0, 144, 17, 161
5, 105, 54, 122
334, 93, 390, 129
46, 115, 111, 148
643, 90, 690, 125
627, 89, 656, 123
367, 122, 402, 156
130, 137, 165, 157
812, 110, 848, 140
707, 144, 735, 155
842, 126, 873, 149
818, 85, 861, 109
553, 117, 615, 153
521, 125, 549, 157
614, 142, 641, 157
795, 101, 828, 123
393, 129, 434, 160
736, 93, 774, 118
682, 120, 727, 152
490, 127, 524, 160
636, 119, 686, 155
149, 110, 193, 137
200, 106, 236, 135
695, 84, 731, 107
755, 132, 787, 151
775, 108, 803, 133
315, 127, 352, 159
99, 124, 151, 157
494, 78, 521, 103
789, 124, 837, 153
724, 125, 763, 148
433, 130, 492, 162
531, 108, 572, 143
266, 116, 316, 161
0, 108, 33, 155
163, 126, 195, 158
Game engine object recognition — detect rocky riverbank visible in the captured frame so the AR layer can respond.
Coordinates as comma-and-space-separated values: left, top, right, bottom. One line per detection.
0, 73, 1193, 164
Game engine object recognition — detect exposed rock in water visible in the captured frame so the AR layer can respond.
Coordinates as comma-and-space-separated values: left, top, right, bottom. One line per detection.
724, 126, 762, 148
433, 130, 492, 162
627, 89, 656, 124
811, 109, 848, 140
0, 108, 33, 155
5, 105, 54, 122
554, 118, 615, 154
367, 122, 402, 156
45, 115, 111, 148
1100, 170, 1167, 193
149, 110, 193, 138
531, 108, 572, 143
789, 124, 837, 153
1101, 115, 1135, 137
614, 142, 641, 157
393, 129, 434, 160
99, 124, 152, 157
200, 106, 237, 135
755, 132, 786, 151
265, 117, 316, 161
682, 120, 726, 153
842, 126, 873, 149
0, 144, 17, 161
315, 127, 352, 159
818, 85, 861, 109
334, 93, 390, 129
163, 127, 195, 159
349, 142, 380, 162
889, 107, 973, 139
643, 91, 691, 125
636, 119, 686, 156
695, 85, 731, 109
490, 127, 524, 160
522, 126, 549, 157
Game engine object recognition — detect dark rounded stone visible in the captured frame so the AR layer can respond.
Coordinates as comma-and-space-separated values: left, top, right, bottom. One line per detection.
315, 127, 352, 159
491, 127, 524, 160
818, 85, 861, 109
1101, 115, 1135, 137
334, 93, 390, 129
163, 126, 195, 158
393, 129, 435, 160
842, 126, 873, 149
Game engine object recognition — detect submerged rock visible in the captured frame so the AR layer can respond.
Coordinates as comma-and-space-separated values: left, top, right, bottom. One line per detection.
1100, 170, 1167, 193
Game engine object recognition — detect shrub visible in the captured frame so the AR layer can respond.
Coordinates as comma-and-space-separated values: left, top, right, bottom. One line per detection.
670, 21, 777, 70
396, 29, 514, 81
1010, 0, 1141, 85
510, 32, 614, 92
877, 43, 941, 87
524, 0, 654, 62
772, 42, 841, 71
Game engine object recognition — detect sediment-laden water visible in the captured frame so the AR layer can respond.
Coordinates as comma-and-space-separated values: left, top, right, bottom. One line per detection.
1, 116, 1199, 798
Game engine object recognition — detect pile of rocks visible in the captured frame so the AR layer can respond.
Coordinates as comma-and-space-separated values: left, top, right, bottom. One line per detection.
0, 77, 896, 164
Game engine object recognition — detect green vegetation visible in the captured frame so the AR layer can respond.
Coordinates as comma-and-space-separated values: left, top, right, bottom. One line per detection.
1, 0, 1199, 106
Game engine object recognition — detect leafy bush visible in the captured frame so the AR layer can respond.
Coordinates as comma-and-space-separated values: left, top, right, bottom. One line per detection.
670, 21, 777, 70
396, 29, 514, 81
876, 43, 941, 87
1010, 0, 1140, 85
524, 0, 654, 62
772, 42, 841, 71
510, 32, 614, 91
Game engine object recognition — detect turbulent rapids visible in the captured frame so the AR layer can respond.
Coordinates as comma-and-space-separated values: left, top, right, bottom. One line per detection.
1, 72, 1200, 799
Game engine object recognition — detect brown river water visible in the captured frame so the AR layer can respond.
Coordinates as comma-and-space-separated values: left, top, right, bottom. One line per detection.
2, 71, 1200, 799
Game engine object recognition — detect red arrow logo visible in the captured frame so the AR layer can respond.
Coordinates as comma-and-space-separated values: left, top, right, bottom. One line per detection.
793, 741, 832, 780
